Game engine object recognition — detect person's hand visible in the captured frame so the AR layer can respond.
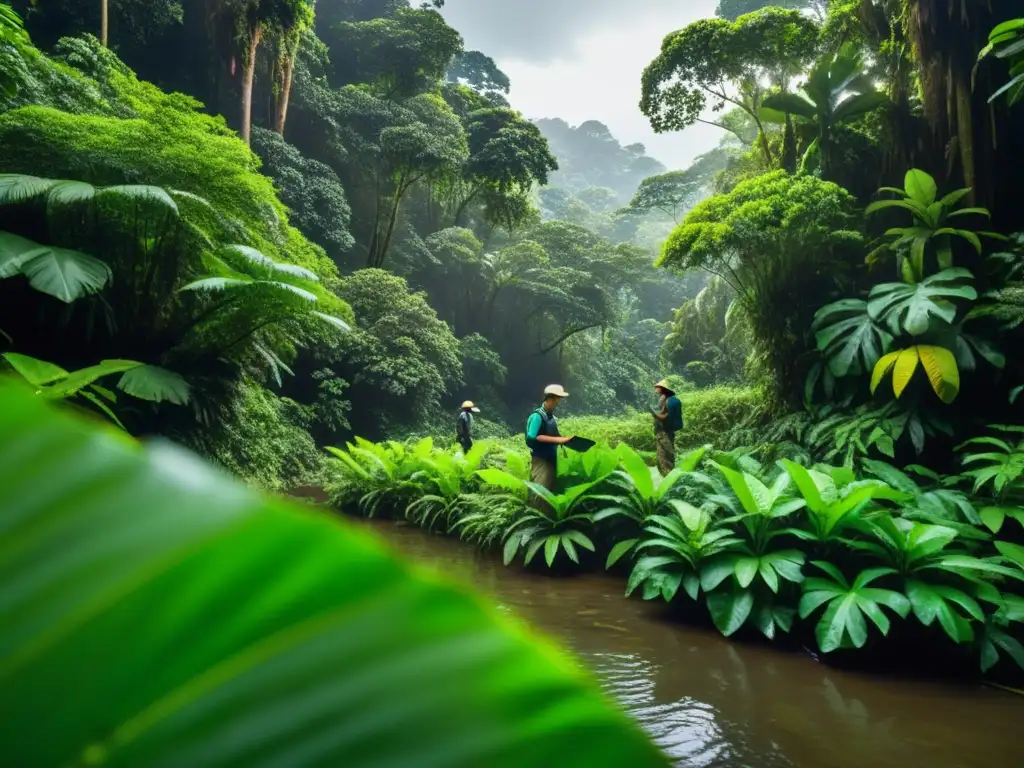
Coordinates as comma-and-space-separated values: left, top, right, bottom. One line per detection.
560, 435, 574, 445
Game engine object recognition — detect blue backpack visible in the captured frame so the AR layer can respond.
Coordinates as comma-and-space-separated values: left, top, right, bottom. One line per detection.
666, 395, 683, 432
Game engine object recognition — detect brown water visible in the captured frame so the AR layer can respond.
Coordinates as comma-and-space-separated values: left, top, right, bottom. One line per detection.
366, 520, 1021, 768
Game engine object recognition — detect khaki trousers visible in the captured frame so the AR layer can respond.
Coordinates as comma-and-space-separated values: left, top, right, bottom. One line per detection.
530, 456, 556, 512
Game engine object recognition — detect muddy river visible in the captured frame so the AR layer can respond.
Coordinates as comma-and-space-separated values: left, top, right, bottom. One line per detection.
365, 519, 1021, 768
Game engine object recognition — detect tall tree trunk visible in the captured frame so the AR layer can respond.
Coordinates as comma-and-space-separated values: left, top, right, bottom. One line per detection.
953, 71, 975, 203
754, 124, 774, 167
902, 0, 995, 203
273, 53, 295, 136
240, 25, 264, 146
782, 114, 797, 174
100, 0, 108, 46
453, 187, 480, 227
375, 184, 405, 268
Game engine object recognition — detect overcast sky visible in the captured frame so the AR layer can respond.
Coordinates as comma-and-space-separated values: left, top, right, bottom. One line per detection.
438, 0, 723, 171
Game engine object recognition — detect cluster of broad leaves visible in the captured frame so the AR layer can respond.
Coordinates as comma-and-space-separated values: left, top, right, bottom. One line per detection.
809, 169, 1020, 456
0, 382, 668, 767
324, 434, 1024, 676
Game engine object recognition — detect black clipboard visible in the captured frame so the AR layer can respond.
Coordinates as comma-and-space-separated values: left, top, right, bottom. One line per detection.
564, 436, 596, 453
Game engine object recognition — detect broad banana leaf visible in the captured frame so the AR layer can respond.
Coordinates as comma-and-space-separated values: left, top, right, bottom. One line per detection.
0, 383, 667, 767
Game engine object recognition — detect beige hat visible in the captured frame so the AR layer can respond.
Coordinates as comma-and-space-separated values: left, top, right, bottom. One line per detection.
461, 400, 480, 412
543, 384, 569, 398
654, 379, 676, 394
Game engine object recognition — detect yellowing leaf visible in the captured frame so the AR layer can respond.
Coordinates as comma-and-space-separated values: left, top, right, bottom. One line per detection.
917, 345, 960, 404
870, 351, 900, 395
892, 347, 920, 398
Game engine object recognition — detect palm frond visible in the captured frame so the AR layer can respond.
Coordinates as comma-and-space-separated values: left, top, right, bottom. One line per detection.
0, 174, 59, 205
180, 276, 253, 293
0, 175, 181, 218
313, 311, 351, 331
98, 185, 179, 216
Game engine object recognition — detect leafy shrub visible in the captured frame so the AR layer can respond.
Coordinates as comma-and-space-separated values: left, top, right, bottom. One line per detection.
659, 171, 865, 406
560, 386, 759, 453
251, 126, 355, 259
810, 170, 1019, 458
954, 425, 1024, 534
181, 378, 323, 492
332, 268, 463, 437
324, 432, 1024, 680
0, 172, 351, 444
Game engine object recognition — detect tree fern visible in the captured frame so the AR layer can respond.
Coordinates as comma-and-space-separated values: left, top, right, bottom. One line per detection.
0, 173, 180, 216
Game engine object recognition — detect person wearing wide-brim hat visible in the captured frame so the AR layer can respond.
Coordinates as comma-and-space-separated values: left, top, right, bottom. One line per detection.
525, 385, 574, 498
650, 379, 684, 476
456, 400, 480, 454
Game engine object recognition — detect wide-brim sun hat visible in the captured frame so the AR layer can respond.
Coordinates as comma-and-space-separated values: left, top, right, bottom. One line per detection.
543, 384, 569, 398
461, 400, 481, 412
654, 379, 676, 395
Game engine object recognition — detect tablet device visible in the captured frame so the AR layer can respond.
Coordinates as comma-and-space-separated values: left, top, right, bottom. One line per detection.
565, 436, 596, 453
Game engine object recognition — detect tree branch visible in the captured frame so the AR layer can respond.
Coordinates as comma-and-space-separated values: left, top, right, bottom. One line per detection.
527, 324, 602, 358
696, 117, 749, 145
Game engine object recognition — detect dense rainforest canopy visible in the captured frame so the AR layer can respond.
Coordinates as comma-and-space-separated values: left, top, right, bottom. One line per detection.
0, 0, 705, 489
1, 0, 1023, 487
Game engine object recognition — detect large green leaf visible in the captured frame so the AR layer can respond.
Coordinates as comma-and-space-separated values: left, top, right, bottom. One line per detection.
780, 460, 825, 513
799, 565, 908, 653
117, 365, 191, 405
716, 464, 761, 516
45, 359, 143, 398
0, 173, 59, 205
0, 383, 667, 767
617, 443, 654, 499
706, 587, 754, 637
832, 91, 889, 122
761, 92, 817, 120
0, 234, 113, 303
905, 579, 980, 643
2, 352, 68, 386
813, 298, 892, 377
904, 169, 938, 205
996, 540, 1024, 570
0, 232, 43, 278
868, 269, 977, 336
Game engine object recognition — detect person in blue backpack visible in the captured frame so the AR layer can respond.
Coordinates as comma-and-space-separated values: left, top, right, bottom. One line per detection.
650, 379, 683, 476
525, 384, 574, 496
456, 400, 479, 454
